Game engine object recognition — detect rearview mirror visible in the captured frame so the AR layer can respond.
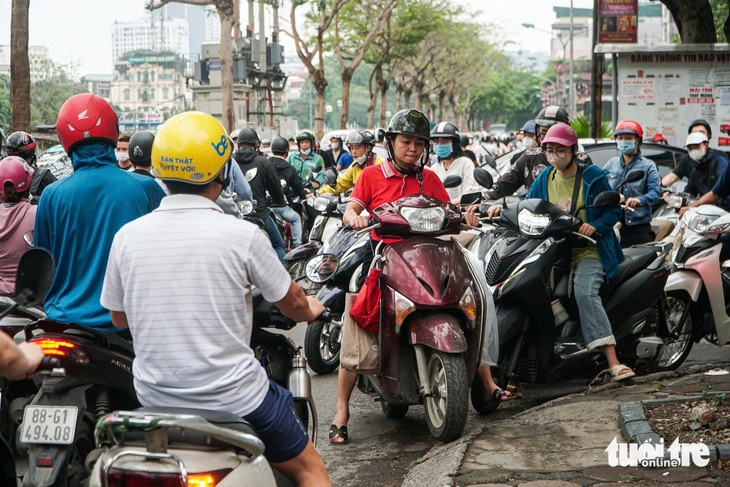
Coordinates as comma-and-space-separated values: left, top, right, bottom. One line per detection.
483, 154, 496, 169
623, 169, 645, 185
443, 175, 462, 189
591, 191, 621, 210
460, 192, 481, 206
473, 168, 494, 189
326, 169, 337, 187
305, 254, 339, 284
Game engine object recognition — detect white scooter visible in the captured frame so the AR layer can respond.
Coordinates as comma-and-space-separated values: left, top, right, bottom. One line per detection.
664, 204, 730, 359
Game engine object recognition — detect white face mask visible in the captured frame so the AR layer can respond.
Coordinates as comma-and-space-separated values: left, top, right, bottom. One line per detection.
523, 137, 535, 150
116, 152, 129, 163
352, 154, 367, 166
331, 143, 340, 150
689, 148, 706, 162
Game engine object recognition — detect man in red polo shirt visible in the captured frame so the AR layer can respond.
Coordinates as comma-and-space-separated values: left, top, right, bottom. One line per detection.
328, 108, 510, 444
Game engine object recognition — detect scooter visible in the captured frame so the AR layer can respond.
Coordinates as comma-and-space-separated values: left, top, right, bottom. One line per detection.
343, 174, 496, 442
664, 204, 730, 349
302, 226, 372, 375
469, 168, 688, 409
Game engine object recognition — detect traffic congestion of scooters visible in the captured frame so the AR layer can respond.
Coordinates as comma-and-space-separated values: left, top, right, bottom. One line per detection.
4, 97, 730, 487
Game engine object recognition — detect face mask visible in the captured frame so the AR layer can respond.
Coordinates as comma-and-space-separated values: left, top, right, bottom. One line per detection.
616, 140, 636, 155
689, 148, 706, 162
116, 152, 129, 164
433, 144, 453, 159
331, 143, 340, 150
301, 148, 311, 156
353, 154, 367, 166
523, 137, 535, 150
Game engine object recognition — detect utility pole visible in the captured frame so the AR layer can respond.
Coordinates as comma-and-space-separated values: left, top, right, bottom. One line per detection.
590, 0, 602, 139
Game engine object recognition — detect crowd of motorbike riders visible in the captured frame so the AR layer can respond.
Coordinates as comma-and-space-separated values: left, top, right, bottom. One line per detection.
0, 92, 727, 483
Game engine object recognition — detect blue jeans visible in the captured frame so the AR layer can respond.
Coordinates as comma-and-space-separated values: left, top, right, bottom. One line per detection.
573, 257, 616, 350
264, 215, 286, 264
272, 206, 303, 247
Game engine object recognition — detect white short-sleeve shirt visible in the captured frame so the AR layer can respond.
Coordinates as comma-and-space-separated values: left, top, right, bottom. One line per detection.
101, 194, 291, 416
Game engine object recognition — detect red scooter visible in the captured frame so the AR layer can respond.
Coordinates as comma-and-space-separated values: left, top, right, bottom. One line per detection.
350, 175, 496, 442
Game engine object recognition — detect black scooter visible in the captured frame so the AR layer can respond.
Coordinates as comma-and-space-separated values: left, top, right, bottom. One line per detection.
470, 168, 687, 412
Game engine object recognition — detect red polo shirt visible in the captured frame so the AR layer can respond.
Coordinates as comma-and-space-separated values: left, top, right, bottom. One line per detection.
350, 159, 450, 242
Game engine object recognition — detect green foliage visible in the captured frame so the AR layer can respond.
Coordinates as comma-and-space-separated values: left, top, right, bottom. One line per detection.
710, 0, 728, 42
0, 75, 10, 132
30, 60, 87, 127
571, 115, 613, 139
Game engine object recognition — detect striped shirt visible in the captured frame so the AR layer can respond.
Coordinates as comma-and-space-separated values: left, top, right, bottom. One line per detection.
101, 194, 291, 416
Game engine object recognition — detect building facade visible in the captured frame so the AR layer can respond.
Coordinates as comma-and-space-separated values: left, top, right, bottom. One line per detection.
111, 18, 190, 66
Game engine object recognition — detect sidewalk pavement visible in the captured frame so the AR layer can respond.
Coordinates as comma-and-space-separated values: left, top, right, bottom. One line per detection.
402, 363, 730, 487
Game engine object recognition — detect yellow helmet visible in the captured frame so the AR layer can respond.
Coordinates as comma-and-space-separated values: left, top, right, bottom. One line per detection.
151, 111, 232, 184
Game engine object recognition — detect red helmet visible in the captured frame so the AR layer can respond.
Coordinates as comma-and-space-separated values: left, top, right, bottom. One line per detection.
56, 93, 119, 155
614, 120, 643, 139
541, 122, 578, 148
0, 156, 34, 194
6, 131, 36, 160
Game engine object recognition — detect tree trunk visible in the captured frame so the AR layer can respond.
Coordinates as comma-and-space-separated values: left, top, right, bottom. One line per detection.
379, 77, 389, 128
340, 68, 353, 129
366, 66, 381, 129
313, 76, 327, 139
404, 88, 412, 108
395, 84, 403, 112
437, 90, 446, 122
218, 8, 235, 133
10, 0, 31, 132
660, 0, 716, 42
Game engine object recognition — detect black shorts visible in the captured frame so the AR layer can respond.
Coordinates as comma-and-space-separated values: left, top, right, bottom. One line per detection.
243, 380, 309, 463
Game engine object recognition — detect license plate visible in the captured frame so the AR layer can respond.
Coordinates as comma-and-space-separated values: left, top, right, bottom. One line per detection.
20, 406, 78, 445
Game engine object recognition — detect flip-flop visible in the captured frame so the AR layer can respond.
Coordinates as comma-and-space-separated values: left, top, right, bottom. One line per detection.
328, 424, 349, 444
490, 388, 513, 402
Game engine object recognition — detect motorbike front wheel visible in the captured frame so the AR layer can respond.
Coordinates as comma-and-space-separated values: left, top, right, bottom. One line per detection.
423, 350, 468, 443
304, 320, 340, 375
655, 291, 695, 371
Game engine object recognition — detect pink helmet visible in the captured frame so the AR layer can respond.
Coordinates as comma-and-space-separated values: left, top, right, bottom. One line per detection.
0, 156, 34, 194
541, 122, 578, 148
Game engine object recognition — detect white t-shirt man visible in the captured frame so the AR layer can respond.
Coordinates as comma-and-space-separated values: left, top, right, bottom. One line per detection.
101, 194, 290, 416
431, 156, 480, 203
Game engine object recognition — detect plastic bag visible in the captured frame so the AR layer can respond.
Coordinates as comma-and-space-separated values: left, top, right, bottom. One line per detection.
349, 268, 382, 333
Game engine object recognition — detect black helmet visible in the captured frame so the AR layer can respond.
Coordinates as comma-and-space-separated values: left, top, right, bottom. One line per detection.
535, 105, 570, 128
459, 134, 470, 148
386, 108, 430, 142
375, 128, 386, 143
689, 119, 712, 138
237, 128, 260, 145
6, 131, 37, 160
271, 136, 290, 155
430, 121, 460, 146
129, 131, 155, 167
295, 130, 315, 145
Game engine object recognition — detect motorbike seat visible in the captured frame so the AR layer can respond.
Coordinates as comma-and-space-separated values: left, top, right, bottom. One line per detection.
131, 407, 258, 448
600, 246, 657, 296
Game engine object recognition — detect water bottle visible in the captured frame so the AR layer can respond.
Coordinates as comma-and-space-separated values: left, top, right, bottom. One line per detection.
288, 348, 312, 401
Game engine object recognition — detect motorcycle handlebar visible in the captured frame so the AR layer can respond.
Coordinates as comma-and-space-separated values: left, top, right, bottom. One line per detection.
39, 356, 61, 370
318, 310, 333, 323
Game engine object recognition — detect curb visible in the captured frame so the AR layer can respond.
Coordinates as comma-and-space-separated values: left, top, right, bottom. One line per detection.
619, 391, 730, 463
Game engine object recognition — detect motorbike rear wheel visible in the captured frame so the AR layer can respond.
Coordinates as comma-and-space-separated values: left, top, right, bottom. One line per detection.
304, 320, 340, 375
655, 291, 695, 372
423, 350, 468, 443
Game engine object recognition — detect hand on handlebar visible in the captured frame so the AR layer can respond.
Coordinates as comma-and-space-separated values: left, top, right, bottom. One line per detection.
463, 205, 480, 226
306, 296, 327, 323
577, 223, 597, 238
486, 204, 502, 219
350, 215, 371, 231
624, 197, 641, 208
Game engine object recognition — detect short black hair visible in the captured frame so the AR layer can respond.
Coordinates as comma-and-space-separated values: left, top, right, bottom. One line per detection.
163, 180, 211, 195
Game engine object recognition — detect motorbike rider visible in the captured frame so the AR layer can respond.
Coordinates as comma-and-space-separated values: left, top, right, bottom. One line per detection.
510, 120, 537, 165
320, 130, 383, 195
430, 122, 479, 205
603, 120, 661, 246
487, 123, 634, 382
485, 106, 593, 200
662, 119, 725, 189
0, 156, 36, 297
100, 111, 330, 487
34, 93, 165, 329
270, 136, 306, 248
326, 135, 353, 171
115, 133, 133, 170
5, 131, 57, 201
678, 131, 730, 217
234, 128, 287, 263
328, 108, 507, 445
372, 128, 389, 160
288, 131, 327, 189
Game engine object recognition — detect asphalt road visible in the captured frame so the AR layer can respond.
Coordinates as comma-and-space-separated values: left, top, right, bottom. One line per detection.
282, 325, 730, 487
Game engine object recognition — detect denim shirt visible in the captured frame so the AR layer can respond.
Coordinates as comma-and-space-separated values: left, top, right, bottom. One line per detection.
603, 152, 661, 226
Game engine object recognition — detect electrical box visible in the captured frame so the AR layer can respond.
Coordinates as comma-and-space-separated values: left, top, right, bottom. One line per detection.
194, 60, 209, 85
233, 59, 248, 83
267, 44, 284, 70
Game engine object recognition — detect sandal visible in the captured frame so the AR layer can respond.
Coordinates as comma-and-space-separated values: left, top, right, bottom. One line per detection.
328, 424, 349, 444
489, 387, 513, 403
609, 364, 635, 382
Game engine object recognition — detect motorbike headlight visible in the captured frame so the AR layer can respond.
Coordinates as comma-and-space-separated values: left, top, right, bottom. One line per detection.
394, 291, 416, 328
399, 206, 446, 233
688, 213, 721, 234
312, 196, 330, 212
459, 287, 477, 322
667, 195, 684, 209
518, 208, 550, 236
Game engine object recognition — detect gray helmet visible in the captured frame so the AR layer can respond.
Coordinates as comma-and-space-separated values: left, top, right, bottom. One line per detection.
237, 128, 260, 145
128, 131, 155, 167
271, 136, 290, 155
345, 130, 375, 147
430, 122, 460, 148
534, 105, 570, 128
521, 120, 537, 135
386, 109, 430, 142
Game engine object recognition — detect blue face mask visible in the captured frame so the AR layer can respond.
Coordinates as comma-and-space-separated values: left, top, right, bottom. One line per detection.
616, 140, 636, 155
433, 144, 453, 159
